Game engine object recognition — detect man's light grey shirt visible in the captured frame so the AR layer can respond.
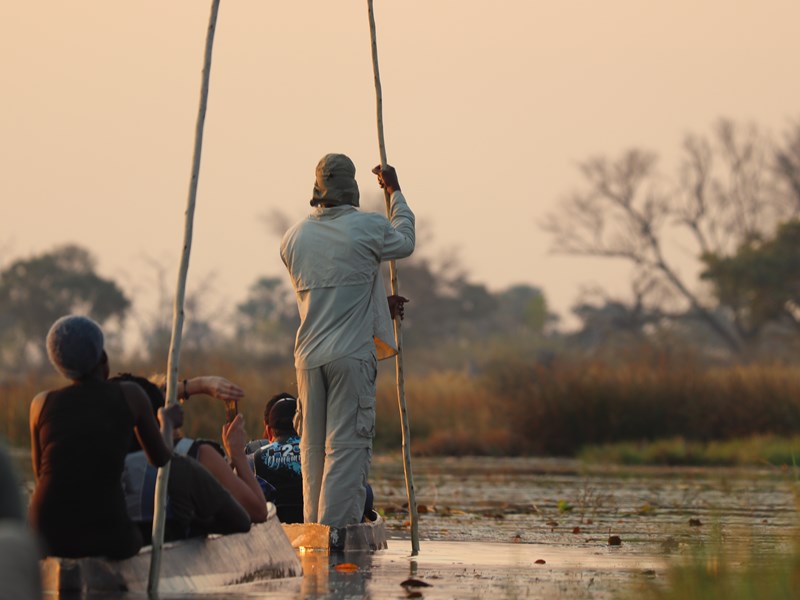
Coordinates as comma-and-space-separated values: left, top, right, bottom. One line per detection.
280, 191, 415, 369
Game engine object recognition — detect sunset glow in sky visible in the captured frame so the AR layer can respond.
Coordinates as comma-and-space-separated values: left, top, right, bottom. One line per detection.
2, 1, 799, 332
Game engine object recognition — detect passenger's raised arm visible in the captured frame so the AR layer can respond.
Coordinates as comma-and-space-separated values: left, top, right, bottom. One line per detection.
197, 414, 268, 523
181, 376, 244, 403
123, 381, 182, 468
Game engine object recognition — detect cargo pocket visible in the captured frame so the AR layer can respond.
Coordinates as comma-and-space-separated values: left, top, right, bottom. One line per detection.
356, 394, 376, 438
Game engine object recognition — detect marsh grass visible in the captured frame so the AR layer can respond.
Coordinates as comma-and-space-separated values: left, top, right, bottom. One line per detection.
483, 360, 800, 456
640, 533, 800, 600
579, 435, 800, 467
635, 466, 800, 599
0, 374, 60, 446
3, 358, 800, 463
374, 367, 521, 455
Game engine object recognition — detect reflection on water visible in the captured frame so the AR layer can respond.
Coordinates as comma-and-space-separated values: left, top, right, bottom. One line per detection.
298, 549, 371, 598
169, 539, 668, 600
15, 456, 800, 599
189, 548, 379, 600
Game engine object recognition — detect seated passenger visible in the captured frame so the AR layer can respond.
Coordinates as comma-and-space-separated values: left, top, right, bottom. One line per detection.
244, 391, 296, 453
248, 393, 375, 524
115, 375, 252, 543
250, 395, 303, 523
29, 316, 181, 559
1, 441, 41, 599
115, 374, 268, 534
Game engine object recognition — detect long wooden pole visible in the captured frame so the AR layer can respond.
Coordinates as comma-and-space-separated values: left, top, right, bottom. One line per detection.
148, 1, 221, 594
367, 0, 420, 556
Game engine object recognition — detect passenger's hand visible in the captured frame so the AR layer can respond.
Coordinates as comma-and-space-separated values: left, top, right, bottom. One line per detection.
222, 413, 247, 458
372, 164, 401, 194
158, 403, 184, 429
195, 376, 245, 402
387, 295, 409, 320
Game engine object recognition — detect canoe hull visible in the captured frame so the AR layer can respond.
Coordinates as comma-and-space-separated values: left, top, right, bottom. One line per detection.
41, 505, 301, 594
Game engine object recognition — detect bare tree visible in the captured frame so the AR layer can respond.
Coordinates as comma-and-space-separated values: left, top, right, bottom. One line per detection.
127, 256, 224, 363
0, 245, 130, 374
775, 120, 800, 212
542, 119, 800, 356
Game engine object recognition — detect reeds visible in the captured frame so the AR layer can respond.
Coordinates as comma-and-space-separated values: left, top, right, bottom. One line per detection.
579, 435, 800, 467
638, 527, 800, 600
4, 358, 800, 463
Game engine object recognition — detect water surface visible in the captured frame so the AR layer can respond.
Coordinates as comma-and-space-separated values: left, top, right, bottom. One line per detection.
31, 455, 800, 599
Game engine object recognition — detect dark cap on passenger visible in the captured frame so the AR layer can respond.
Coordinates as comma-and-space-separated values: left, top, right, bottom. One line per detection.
268, 397, 298, 434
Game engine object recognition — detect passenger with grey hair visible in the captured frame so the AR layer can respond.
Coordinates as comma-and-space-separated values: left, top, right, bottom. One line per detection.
280, 155, 414, 528
29, 315, 182, 559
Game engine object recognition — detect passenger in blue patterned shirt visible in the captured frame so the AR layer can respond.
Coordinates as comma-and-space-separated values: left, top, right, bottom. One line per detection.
250, 395, 304, 523
248, 392, 375, 524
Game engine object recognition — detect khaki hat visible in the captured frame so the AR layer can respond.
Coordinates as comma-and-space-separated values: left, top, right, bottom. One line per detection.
310, 153, 360, 207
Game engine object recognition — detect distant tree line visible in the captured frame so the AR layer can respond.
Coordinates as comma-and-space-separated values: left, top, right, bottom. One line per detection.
4, 117, 799, 380
0, 245, 129, 374
0, 243, 552, 379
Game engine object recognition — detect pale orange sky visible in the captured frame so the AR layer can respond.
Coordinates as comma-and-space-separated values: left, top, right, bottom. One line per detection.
2, 1, 800, 332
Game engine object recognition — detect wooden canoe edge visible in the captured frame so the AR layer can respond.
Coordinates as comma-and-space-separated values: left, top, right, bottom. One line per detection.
41, 504, 302, 594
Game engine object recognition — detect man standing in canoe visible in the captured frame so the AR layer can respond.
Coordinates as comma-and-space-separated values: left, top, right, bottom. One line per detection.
280, 154, 415, 528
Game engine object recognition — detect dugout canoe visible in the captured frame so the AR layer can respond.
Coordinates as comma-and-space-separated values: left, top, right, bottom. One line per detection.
40, 503, 301, 595
281, 513, 388, 552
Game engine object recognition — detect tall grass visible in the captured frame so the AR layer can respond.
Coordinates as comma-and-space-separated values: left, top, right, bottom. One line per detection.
482, 359, 800, 456
374, 366, 523, 455
4, 357, 800, 462
1, 374, 58, 448
579, 435, 800, 467
639, 531, 800, 600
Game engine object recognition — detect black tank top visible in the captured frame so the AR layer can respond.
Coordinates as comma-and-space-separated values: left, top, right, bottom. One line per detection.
30, 379, 142, 559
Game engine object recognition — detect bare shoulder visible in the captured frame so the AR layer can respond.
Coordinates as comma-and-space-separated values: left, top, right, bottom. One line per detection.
31, 391, 48, 407
197, 443, 226, 466
29, 391, 49, 422
197, 444, 236, 481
